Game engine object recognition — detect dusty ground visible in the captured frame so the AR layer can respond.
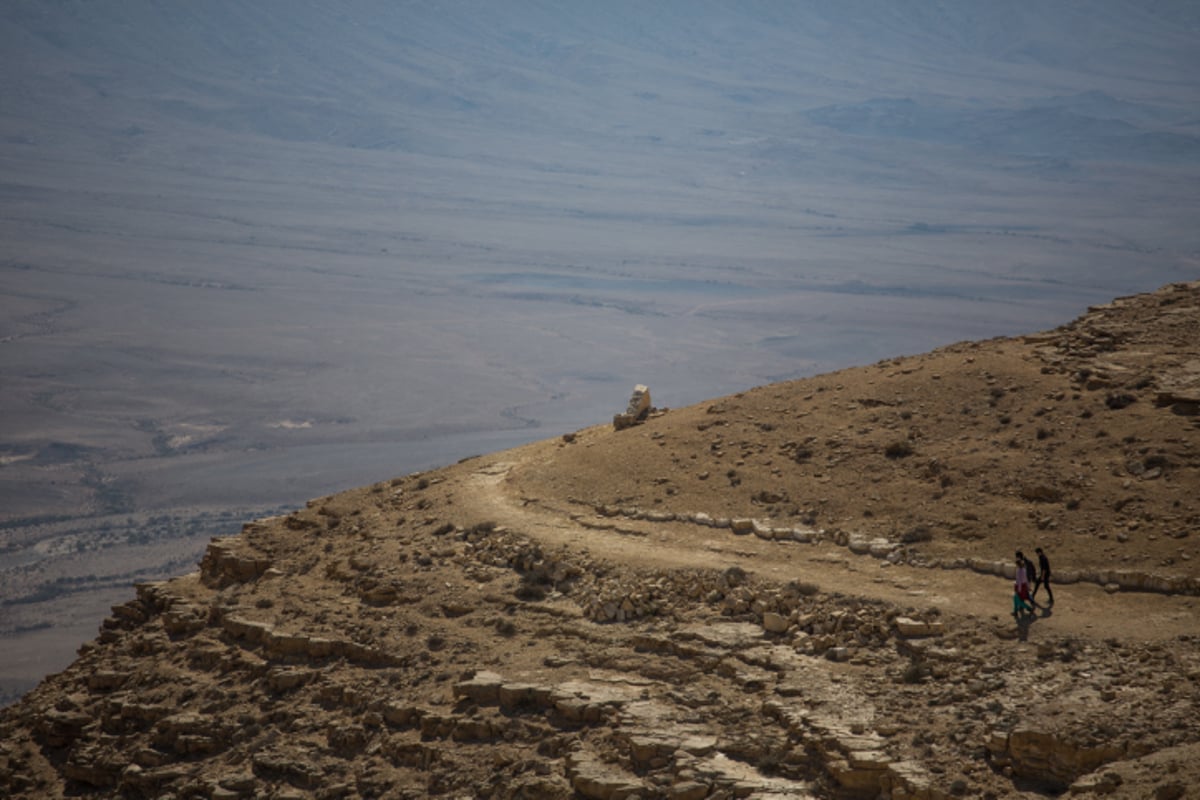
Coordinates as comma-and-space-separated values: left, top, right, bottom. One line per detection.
6, 0, 1198, 716
0, 282, 1198, 799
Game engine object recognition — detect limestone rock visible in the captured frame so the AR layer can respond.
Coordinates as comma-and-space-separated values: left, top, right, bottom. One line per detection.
1007, 726, 1127, 790
893, 617, 945, 637
566, 751, 645, 800
762, 611, 790, 634
613, 384, 653, 430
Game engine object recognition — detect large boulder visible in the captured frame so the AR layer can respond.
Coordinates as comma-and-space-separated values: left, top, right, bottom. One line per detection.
613, 385, 652, 430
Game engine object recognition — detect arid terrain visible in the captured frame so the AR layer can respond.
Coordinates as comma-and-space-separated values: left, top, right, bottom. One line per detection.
1, 281, 1197, 799
4, 1, 1198, 703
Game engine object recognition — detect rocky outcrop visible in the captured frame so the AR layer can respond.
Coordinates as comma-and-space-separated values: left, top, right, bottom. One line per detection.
199, 537, 272, 588
3, 497, 1198, 799
988, 727, 1128, 791
613, 384, 653, 430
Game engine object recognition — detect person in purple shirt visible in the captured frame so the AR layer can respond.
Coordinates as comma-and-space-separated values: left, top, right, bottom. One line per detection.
1015, 550, 1033, 601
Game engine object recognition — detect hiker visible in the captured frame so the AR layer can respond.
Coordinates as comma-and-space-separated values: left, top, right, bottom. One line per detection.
1024, 552, 1038, 604
1031, 547, 1054, 604
1015, 551, 1032, 601
1012, 580, 1034, 618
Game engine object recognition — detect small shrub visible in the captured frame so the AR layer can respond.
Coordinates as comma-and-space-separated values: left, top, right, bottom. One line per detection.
467, 521, 498, 537
515, 579, 547, 601
722, 565, 748, 588
900, 657, 931, 684
884, 440, 914, 459
756, 750, 784, 776
1105, 393, 1136, 410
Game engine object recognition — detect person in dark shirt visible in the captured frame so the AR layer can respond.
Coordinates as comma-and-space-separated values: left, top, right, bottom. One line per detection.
1031, 547, 1053, 605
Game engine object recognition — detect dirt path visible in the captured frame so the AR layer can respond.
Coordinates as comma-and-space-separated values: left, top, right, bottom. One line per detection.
460, 456, 1199, 644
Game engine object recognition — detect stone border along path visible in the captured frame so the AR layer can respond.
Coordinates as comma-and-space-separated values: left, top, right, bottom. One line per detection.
462, 459, 1200, 643
586, 503, 1200, 597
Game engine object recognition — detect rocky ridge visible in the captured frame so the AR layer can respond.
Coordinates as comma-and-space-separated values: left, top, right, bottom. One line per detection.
1, 281, 1199, 799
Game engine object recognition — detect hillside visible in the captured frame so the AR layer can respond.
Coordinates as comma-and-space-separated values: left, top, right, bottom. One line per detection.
1, 281, 1197, 799
4, 0, 1199, 703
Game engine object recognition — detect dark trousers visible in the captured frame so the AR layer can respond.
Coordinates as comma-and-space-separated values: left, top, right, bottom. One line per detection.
1032, 574, 1053, 603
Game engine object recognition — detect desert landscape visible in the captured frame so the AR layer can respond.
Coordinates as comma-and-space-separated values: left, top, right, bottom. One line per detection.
3, 1, 1198, 704
2, 8, 1199, 797
0, 281, 1197, 798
